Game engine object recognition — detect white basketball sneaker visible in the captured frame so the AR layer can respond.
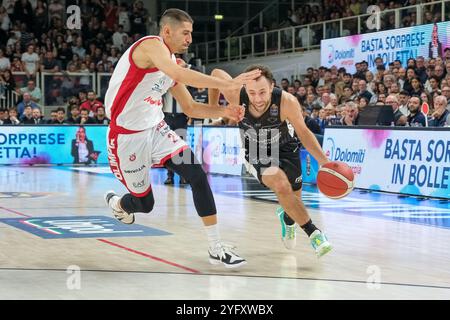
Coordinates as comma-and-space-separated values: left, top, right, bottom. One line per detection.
276, 207, 297, 249
309, 229, 332, 257
104, 190, 135, 224
208, 242, 247, 268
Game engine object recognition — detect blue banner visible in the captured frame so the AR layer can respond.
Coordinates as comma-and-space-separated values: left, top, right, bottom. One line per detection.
0, 125, 108, 165
300, 149, 319, 184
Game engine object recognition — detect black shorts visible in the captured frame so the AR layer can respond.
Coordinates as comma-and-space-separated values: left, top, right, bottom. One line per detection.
245, 151, 302, 191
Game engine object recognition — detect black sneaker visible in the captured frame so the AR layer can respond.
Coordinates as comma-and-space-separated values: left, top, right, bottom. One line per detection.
208, 242, 247, 268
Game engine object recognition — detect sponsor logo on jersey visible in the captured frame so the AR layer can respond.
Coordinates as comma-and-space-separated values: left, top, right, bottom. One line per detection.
151, 79, 167, 93
129, 153, 136, 162
269, 104, 279, 117
132, 179, 146, 188
144, 96, 162, 106
124, 165, 146, 174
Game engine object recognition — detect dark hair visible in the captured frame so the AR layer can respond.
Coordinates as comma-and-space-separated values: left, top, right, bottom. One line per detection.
56, 107, 66, 114
399, 90, 410, 96
407, 58, 416, 65
376, 81, 386, 93
430, 75, 440, 83
359, 96, 370, 104
312, 105, 322, 111
406, 66, 416, 75
410, 94, 422, 104
160, 8, 193, 28
244, 64, 274, 83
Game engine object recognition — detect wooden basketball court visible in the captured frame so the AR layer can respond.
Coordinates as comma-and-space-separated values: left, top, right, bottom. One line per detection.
1, 166, 449, 299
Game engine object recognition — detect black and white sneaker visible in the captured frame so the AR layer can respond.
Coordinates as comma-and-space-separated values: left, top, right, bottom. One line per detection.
208, 242, 247, 268
104, 190, 135, 224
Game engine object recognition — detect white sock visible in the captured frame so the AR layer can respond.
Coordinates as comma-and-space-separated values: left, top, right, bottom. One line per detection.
205, 224, 221, 248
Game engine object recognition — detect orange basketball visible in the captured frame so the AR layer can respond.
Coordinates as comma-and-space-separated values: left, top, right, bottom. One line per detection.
317, 161, 354, 199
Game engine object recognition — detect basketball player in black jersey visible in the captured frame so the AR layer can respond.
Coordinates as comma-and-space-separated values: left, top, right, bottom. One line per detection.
209, 65, 332, 257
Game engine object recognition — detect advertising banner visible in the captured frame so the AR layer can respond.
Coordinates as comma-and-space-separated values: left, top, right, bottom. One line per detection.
300, 149, 319, 184
323, 127, 450, 199
321, 21, 450, 73
0, 125, 108, 165
201, 127, 243, 176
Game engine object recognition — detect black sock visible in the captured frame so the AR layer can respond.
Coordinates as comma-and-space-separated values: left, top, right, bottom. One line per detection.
300, 219, 319, 237
283, 212, 295, 226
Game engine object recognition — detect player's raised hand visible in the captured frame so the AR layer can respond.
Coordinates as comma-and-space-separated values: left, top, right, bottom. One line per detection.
224, 104, 245, 122
227, 69, 261, 90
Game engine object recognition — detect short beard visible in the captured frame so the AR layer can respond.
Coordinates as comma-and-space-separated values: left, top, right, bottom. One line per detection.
176, 48, 188, 54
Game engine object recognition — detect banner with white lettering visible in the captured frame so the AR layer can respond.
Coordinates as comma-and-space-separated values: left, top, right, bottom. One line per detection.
323, 128, 450, 199
0, 125, 108, 165
321, 21, 450, 73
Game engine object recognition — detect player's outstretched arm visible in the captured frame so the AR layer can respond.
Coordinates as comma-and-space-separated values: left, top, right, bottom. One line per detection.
208, 69, 241, 106
170, 84, 244, 122
136, 39, 260, 91
208, 68, 244, 126
281, 92, 329, 166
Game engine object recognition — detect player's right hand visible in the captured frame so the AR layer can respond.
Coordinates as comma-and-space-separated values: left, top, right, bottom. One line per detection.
224, 104, 245, 122
227, 69, 262, 90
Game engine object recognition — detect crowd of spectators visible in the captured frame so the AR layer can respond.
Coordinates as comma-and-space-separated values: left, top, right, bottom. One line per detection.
274, 0, 444, 49
279, 54, 450, 133
0, 87, 110, 124
237, 0, 443, 58
282, 0, 442, 29
0, 0, 153, 114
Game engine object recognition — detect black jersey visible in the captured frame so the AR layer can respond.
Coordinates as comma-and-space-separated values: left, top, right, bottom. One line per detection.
238, 87, 299, 164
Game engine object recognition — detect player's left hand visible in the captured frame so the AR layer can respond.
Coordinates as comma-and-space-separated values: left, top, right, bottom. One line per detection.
224, 104, 245, 122
227, 69, 261, 91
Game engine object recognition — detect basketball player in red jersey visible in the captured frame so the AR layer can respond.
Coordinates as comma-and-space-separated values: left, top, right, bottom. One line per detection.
104, 8, 261, 268
209, 65, 333, 257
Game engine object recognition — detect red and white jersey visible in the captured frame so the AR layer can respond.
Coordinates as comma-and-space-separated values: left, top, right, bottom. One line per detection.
105, 35, 177, 133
